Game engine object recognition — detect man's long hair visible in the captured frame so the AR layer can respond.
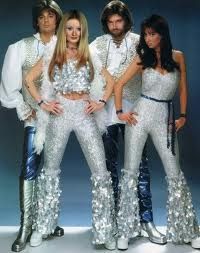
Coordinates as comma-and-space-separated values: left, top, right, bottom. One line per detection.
101, 0, 133, 34
32, 0, 63, 32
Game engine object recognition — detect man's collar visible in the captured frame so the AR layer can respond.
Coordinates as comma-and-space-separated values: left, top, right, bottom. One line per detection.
33, 33, 41, 41
33, 33, 57, 44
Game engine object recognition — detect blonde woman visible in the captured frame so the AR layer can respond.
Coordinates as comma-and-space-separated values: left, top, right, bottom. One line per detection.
25, 10, 116, 249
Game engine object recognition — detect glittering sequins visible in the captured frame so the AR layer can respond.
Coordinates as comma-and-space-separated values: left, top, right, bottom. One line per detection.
91, 172, 117, 244
142, 68, 179, 100
53, 60, 91, 94
166, 171, 199, 243
32, 170, 61, 234
22, 37, 43, 111
33, 96, 116, 241
117, 169, 141, 238
117, 68, 199, 242
93, 32, 142, 102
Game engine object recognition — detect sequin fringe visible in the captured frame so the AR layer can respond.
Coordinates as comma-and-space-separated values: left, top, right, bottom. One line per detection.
166, 170, 199, 243
117, 169, 141, 238
91, 172, 117, 244
32, 171, 61, 235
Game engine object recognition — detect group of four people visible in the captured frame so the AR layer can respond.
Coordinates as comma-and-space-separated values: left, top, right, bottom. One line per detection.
0, 0, 200, 251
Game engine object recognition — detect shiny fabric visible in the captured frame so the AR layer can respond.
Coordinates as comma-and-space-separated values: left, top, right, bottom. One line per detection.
22, 36, 43, 112
53, 60, 91, 94
166, 171, 199, 243
33, 96, 115, 243
90, 32, 142, 103
20, 126, 41, 180
102, 123, 153, 222
118, 68, 199, 241
138, 145, 153, 222
11, 179, 35, 252
91, 172, 117, 244
102, 124, 124, 208
117, 169, 141, 238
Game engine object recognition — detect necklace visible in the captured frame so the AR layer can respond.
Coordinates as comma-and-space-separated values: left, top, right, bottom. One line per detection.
112, 33, 126, 48
66, 45, 78, 50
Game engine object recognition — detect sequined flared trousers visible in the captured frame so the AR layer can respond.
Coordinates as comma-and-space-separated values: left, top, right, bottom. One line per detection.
33, 97, 116, 244
117, 99, 199, 242
102, 123, 153, 222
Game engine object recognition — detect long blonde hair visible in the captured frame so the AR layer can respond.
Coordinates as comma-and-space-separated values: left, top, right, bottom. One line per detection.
49, 10, 94, 81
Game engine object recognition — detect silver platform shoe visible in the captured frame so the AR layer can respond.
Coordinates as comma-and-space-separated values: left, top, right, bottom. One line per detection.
141, 222, 167, 244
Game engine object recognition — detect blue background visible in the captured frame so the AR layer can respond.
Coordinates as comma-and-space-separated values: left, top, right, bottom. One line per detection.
0, 0, 199, 226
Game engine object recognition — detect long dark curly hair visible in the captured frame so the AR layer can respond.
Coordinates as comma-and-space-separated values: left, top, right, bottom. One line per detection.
137, 14, 179, 72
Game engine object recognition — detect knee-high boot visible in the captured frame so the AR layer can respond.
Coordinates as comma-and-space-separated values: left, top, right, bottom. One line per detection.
12, 177, 34, 252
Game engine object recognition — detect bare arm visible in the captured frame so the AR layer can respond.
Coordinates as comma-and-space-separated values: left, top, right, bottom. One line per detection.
25, 58, 43, 102
174, 51, 187, 131
101, 67, 114, 101
85, 67, 114, 114
25, 59, 62, 115
114, 56, 142, 124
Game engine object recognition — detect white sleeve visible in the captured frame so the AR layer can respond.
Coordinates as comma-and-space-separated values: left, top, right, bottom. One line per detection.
89, 41, 103, 72
0, 40, 32, 120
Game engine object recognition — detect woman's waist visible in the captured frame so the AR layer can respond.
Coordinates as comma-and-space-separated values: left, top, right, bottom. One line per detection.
134, 97, 170, 115
140, 93, 173, 102
58, 92, 89, 101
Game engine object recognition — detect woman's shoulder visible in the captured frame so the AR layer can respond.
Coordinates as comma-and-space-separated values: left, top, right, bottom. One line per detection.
172, 49, 184, 62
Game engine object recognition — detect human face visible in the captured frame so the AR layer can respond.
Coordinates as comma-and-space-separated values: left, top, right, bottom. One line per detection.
144, 27, 161, 50
65, 19, 81, 46
37, 9, 57, 34
107, 14, 125, 38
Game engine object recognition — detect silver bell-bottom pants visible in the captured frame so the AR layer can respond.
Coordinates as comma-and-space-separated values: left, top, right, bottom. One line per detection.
117, 100, 199, 243
33, 96, 116, 244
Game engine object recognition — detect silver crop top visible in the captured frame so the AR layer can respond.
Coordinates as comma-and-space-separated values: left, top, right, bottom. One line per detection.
52, 59, 91, 94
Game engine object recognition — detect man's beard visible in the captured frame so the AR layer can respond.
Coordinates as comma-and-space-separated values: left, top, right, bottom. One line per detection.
109, 29, 125, 39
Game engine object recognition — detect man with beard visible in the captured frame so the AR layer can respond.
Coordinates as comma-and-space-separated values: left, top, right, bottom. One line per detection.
89, 0, 167, 250
0, 1, 63, 251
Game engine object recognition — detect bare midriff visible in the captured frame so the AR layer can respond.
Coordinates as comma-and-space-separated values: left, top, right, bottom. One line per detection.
61, 92, 89, 100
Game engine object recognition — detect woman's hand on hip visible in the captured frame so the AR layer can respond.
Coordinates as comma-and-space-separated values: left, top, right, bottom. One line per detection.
40, 100, 63, 115
175, 117, 186, 132
85, 100, 104, 114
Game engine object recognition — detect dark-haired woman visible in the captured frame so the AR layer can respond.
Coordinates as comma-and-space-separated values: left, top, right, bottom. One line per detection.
114, 14, 200, 250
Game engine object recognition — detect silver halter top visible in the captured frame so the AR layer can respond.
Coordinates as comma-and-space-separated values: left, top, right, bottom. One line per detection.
52, 59, 91, 94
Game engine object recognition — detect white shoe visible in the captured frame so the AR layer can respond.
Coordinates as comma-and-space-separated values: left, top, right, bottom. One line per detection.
191, 237, 200, 249
104, 239, 116, 250
117, 238, 128, 250
30, 231, 43, 247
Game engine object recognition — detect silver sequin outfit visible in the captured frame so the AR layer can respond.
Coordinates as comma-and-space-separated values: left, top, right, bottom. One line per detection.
118, 68, 199, 242
33, 60, 116, 244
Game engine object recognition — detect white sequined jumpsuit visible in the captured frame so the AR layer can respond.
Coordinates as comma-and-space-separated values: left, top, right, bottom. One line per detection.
33, 59, 116, 244
117, 68, 199, 243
